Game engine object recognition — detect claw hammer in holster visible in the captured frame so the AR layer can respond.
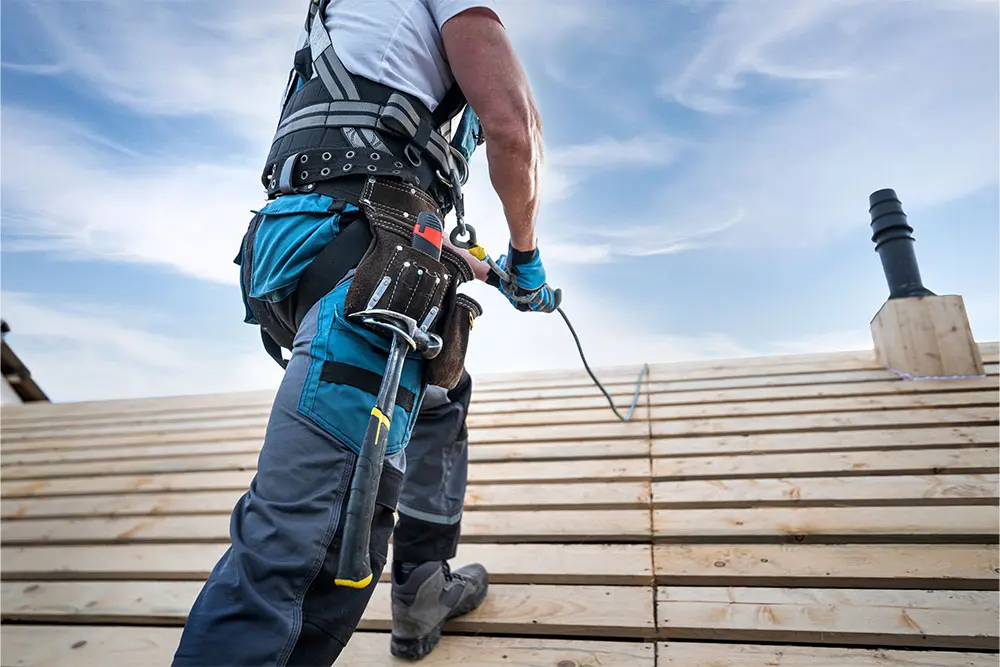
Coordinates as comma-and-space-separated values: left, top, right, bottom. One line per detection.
334, 211, 445, 589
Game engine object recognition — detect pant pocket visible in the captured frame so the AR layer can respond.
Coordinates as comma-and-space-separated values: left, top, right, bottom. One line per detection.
297, 280, 425, 456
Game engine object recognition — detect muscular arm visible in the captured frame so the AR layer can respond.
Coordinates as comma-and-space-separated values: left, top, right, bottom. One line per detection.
441, 8, 542, 252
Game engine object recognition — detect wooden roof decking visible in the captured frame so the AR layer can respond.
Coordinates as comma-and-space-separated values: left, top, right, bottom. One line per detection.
1, 344, 998, 666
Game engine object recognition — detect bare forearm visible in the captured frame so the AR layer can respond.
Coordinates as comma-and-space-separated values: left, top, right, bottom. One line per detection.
485, 115, 542, 252
441, 8, 543, 253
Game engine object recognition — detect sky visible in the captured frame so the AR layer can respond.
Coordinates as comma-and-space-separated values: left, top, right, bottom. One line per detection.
1, 0, 998, 403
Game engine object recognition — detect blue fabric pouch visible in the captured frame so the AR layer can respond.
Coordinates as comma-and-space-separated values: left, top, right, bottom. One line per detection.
298, 279, 425, 456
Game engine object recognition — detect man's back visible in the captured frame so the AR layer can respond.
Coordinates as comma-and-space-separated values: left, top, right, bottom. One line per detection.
325, 0, 496, 113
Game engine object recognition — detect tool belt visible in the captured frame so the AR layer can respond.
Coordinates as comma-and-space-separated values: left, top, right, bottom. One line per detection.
244, 177, 480, 390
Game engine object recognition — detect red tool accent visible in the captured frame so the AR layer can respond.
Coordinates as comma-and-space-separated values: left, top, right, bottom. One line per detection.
413, 221, 443, 250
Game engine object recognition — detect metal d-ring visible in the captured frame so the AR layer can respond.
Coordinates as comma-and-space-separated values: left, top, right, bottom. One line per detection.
449, 222, 478, 250
404, 144, 422, 167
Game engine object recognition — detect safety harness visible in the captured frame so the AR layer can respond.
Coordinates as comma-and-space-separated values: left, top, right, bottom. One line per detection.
261, 0, 481, 211
248, 0, 485, 370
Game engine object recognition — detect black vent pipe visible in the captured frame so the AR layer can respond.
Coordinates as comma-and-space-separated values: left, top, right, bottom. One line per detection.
869, 188, 934, 299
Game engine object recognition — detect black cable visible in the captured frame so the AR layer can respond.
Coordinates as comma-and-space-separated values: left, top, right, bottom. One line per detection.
556, 307, 648, 422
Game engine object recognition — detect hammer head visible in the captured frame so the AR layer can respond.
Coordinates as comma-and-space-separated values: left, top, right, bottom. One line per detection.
350, 309, 443, 359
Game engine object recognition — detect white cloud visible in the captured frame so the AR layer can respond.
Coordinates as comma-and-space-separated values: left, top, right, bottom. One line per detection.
2, 107, 265, 284
660, 1, 864, 114
0, 292, 283, 402
5, 1, 297, 147
549, 134, 686, 170
649, 0, 999, 250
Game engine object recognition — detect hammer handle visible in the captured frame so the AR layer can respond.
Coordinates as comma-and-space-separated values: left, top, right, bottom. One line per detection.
335, 333, 409, 588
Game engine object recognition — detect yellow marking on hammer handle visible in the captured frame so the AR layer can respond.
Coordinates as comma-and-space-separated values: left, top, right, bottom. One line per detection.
334, 574, 373, 589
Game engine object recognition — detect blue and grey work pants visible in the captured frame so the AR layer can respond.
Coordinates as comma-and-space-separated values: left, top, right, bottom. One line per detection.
171, 289, 472, 666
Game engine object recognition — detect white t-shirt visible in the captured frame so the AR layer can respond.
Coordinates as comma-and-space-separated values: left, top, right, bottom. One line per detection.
324, 0, 499, 113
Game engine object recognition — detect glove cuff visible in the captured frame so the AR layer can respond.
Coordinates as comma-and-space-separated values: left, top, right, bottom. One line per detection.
508, 245, 539, 266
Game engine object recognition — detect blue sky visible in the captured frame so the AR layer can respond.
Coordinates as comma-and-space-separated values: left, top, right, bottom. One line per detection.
2, 0, 997, 402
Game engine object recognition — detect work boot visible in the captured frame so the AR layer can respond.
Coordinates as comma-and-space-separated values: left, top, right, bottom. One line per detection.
390, 560, 489, 660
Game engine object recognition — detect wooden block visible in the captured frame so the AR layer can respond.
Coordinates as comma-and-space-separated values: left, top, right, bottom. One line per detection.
0, 581, 657, 639
652, 447, 999, 481
652, 426, 999, 458
656, 586, 998, 650
0, 509, 652, 546
652, 506, 1000, 543
657, 642, 998, 666
649, 390, 997, 421
1, 626, 656, 667
653, 543, 999, 589
652, 474, 999, 508
0, 542, 654, 585
872, 295, 985, 378
651, 407, 998, 438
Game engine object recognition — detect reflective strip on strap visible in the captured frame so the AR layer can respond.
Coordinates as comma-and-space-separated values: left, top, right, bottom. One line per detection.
385, 93, 421, 127
307, 6, 360, 101
319, 47, 360, 100
279, 101, 382, 128
272, 115, 381, 143
378, 105, 418, 137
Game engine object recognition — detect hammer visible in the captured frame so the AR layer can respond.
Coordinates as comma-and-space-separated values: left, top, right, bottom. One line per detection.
335, 212, 445, 588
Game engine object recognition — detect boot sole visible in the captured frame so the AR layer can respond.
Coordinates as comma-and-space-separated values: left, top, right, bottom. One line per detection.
390, 581, 489, 661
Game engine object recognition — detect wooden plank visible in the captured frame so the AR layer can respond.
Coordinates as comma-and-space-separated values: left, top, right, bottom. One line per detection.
0, 581, 657, 639
2, 455, 650, 485
653, 506, 1000, 543
2, 470, 257, 498
650, 362, 999, 394
2, 481, 651, 520
0, 509, 652, 546
648, 390, 998, 421
652, 426, 998, 458
0, 626, 656, 667
651, 407, 997, 438
465, 390, 998, 430
650, 369, 914, 393
1, 438, 650, 468
652, 447, 999, 481
5, 388, 992, 445
0, 542, 654, 585
652, 474, 999, 508
0, 392, 648, 442
656, 586, 998, 649
653, 543, 999, 589
0, 420, 650, 455
657, 642, 998, 666
649, 375, 998, 404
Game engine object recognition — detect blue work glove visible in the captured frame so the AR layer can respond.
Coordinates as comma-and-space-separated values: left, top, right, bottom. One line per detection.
493, 244, 562, 313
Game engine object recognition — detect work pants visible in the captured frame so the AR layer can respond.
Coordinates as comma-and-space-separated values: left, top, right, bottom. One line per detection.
171, 288, 472, 666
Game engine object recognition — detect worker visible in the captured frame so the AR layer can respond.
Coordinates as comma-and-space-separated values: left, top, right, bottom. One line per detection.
171, 0, 556, 665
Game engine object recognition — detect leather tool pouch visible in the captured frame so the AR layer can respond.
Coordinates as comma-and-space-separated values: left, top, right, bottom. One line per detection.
344, 178, 481, 389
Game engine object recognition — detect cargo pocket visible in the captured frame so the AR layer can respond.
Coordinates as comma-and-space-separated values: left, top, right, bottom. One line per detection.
247, 193, 352, 304
298, 280, 425, 456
